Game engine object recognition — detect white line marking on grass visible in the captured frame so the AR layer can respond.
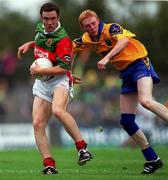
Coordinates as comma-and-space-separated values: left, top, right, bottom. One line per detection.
0, 170, 39, 174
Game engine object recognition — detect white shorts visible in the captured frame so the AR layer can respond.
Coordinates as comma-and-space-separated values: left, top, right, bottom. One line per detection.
32, 75, 73, 103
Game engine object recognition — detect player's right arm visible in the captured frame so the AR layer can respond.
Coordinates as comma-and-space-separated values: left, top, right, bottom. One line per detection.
17, 41, 35, 60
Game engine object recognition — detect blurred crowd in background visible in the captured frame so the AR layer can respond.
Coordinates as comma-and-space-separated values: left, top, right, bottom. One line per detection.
1, 56, 168, 129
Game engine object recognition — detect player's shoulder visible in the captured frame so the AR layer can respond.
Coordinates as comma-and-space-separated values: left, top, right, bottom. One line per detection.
73, 37, 83, 45
104, 23, 123, 35
73, 32, 91, 45
35, 22, 44, 33
58, 36, 72, 48
53, 26, 69, 39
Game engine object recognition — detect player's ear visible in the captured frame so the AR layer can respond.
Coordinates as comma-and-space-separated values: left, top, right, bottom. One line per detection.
57, 15, 60, 21
40, 15, 43, 21
40, 11, 43, 20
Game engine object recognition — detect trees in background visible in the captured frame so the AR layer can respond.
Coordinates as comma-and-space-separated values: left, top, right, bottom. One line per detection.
124, 1, 168, 74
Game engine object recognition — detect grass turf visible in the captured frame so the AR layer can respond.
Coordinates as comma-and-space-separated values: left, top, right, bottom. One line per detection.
0, 146, 167, 180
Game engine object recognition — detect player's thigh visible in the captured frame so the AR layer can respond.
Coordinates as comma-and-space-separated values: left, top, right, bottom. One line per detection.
137, 77, 153, 101
52, 85, 69, 110
120, 93, 138, 113
32, 96, 52, 124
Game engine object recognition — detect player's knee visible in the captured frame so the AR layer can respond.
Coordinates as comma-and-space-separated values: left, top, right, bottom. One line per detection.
52, 106, 64, 119
139, 97, 153, 110
33, 118, 46, 131
120, 114, 139, 136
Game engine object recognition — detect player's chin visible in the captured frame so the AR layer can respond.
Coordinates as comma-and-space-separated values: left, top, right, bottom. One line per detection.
90, 31, 98, 37
46, 27, 55, 33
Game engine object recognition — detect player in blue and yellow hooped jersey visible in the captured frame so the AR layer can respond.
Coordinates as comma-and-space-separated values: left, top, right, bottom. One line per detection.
73, 10, 168, 174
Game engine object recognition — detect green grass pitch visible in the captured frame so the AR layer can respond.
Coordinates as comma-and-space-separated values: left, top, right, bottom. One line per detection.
0, 146, 167, 180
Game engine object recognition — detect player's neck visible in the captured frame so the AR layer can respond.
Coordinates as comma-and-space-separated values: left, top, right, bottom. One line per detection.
91, 35, 99, 42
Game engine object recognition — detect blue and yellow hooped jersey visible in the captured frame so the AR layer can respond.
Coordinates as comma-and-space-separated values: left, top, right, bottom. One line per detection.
73, 21, 148, 71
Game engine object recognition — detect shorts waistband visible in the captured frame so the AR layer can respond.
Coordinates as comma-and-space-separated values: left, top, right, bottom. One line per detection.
42, 75, 54, 82
121, 57, 148, 73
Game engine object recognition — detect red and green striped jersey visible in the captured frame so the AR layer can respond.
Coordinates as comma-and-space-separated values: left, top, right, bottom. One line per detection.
34, 22, 72, 70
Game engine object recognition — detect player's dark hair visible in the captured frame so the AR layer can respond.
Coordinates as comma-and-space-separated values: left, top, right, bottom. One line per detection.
40, 2, 60, 17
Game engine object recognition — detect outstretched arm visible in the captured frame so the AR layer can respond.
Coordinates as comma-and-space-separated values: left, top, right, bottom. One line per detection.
97, 37, 129, 70
71, 51, 90, 85
17, 41, 35, 60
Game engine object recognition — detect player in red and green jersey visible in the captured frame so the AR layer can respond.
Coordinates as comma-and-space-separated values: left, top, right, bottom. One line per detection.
72, 10, 168, 174
34, 21, 72, 70
17, 3, 93, 175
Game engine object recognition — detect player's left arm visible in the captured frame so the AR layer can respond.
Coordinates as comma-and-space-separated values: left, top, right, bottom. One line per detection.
97, 23, 133, 70
30, 62, 68, 76
56, 37, 72, 70
40, 37, 72, 76
97, 37, 129, 70
30, 38, 72, 76
72, 38, 91, 84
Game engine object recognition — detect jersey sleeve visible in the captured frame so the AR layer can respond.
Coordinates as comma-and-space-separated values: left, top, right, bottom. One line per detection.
56, 37, 72, 70
72, 37, 89, 53
109, 23, 136, 40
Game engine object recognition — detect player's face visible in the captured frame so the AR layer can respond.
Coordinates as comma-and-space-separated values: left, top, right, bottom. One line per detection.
81, 16, 99, 38
41, 11, 59, 33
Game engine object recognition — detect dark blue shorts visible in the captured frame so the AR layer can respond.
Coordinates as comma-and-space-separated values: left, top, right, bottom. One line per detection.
120, 58, 160, 94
